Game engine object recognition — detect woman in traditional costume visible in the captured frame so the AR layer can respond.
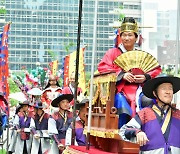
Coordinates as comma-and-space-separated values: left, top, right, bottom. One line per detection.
41, 75, 62, 111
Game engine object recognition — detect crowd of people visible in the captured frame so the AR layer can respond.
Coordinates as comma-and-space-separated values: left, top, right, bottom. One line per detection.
7, 73, 85, 154
1, 16, 180, 154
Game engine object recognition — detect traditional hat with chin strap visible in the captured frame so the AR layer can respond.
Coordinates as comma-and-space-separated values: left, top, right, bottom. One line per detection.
142, 75, 180, 99
51, 94, 73, 107
19, 100, 30, 105
34, 101, 45, 109
15, 105, 23, 114
120, 17, 138, 34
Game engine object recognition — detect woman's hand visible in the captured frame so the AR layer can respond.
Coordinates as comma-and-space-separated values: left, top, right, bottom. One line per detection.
134, 75, 146, 83
123, 72, 135, 83
136, 131, 149, 146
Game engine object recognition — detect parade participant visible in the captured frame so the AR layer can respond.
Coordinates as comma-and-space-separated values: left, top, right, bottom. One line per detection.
98, 17, 161, 127
0, 84, 8, 135
0, 90, 8, 114
13, 100, 34, 154
119, 75, 180, 154
8, 105, 23, 154
65, 99, 88, 146
48, 93, 73, 154
30, 101, 51, 154
41, 75, 62, 112
27, 87, 43, 105
62, 72, 82, 106
0, 91, 8, 136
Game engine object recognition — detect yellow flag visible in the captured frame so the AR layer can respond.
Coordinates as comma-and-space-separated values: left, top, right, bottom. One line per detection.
68, 48, 86, 93
52, 60, 58, 76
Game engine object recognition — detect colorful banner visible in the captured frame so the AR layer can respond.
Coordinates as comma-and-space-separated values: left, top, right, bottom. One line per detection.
49, 60, 58, 76
114, 28, 122, 48
0, 23, 10, 101
63, 47, 86, 93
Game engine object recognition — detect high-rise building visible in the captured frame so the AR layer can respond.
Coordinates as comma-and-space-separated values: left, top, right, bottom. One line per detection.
2, 0, 141, 71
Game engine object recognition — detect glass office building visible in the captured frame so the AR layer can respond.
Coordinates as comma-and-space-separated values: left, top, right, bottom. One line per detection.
1, 0, 141, 71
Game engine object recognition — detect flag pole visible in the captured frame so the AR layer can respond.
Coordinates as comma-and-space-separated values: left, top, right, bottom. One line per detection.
71, 0, 83, 145
175, 0, 180, 104
86, 0, 98, 150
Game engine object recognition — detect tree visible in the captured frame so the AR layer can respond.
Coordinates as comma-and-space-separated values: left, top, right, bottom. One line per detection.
0, 0, 6, 15
118, 5, 125, 22
64, 34, 75, 54
8, 78, 21, 106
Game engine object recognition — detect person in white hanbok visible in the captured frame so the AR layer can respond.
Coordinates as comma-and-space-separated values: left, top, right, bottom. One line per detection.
13, 101, 33, 154
8, 105, 23, 154
48, 94, 73, 154
30, 101, 51, 154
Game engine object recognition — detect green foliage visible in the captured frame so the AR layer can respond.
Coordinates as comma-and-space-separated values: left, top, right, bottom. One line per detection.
64, 33, 75, 53
47, 49, 57, 60
64, 42, 75, 53
8, 78, 21, 106
13, 71, 25, 79
8, 78, 21, 93
9, 98, 19, 106
162, 65, 180, 77
0, 7, 6, 14
0, 0, 5, 4
0, 0, 6, 15
118, 5, 125, 21
0, 149, 6, 154
58, 77, 63, 87
39, 69, 47, 87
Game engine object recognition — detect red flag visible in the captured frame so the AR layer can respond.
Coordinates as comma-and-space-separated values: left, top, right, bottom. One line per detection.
0, 23, 11, 114
63, 47, 86, 92
63, 54, 70, 87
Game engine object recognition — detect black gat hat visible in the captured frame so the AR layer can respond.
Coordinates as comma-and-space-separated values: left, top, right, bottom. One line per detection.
51, 94, 73, 107
142, 76, 180, 99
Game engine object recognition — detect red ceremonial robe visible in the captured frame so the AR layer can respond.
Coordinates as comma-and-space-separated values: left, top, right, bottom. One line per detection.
98, 47, 162, 116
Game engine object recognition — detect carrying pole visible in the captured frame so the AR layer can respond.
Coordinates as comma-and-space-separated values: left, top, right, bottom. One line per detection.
71, 0, 83, 145
86, 0, 98, 150
175, 0, 180, 104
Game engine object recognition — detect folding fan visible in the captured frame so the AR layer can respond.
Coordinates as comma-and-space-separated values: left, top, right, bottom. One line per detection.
114, 50, 160, 75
